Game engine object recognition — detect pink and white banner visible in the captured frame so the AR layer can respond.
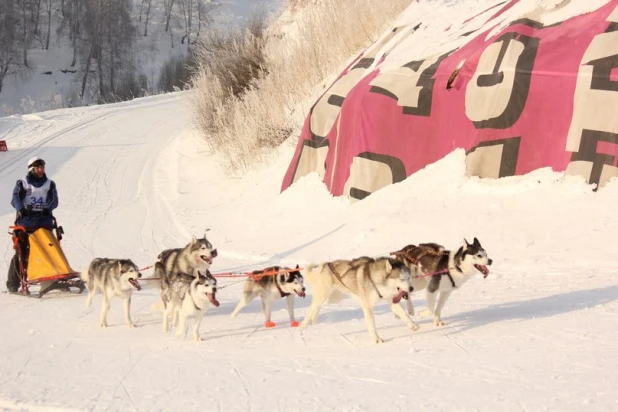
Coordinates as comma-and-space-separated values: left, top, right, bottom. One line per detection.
281, 0, 618, 199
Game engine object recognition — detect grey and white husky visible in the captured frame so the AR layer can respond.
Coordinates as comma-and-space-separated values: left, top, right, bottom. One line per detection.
155, 232, 218, 305
230, 265, 306, 328
161, 270, 220, 341
392, 237, 493, 326
300, 256, 417, 343
81, 258, 142, 328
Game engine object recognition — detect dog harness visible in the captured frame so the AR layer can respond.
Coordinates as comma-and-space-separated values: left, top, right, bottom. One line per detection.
392, 248, 458, 288
273, 276, 290, 298
327, 262, 383, 299
251, 268, 291, 298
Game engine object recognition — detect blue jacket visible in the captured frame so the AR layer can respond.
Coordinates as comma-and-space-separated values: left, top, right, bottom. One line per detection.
11, 172, 59, 230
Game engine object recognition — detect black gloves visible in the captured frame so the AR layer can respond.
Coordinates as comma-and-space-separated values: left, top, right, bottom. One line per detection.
18, 208, 51, 217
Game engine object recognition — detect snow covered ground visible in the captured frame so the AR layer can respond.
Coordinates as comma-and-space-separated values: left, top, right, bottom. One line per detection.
1, 0, 617, 409
0, 90, 616, 411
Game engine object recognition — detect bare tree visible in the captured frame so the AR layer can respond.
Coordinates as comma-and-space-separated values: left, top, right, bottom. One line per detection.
20, 0, 32, 66
0, 0, 21, 93
163, 0, 175, 32
33, 0, 41, 36
178, 0, 215, 45
196, 1, 217, 38
138, 0, 145, 21
70, 0, 81, 66
43, 0, 53, 49
79, 0, 104, 98
143, 0, 152, 36
78, 0, 137, 100
179, 0, 193, 45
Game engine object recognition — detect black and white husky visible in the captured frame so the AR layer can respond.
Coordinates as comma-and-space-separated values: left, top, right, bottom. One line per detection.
392, 237, 493, 326
230, 265, 306, 328
81, 258, 142, 328
161, 270, 220, 341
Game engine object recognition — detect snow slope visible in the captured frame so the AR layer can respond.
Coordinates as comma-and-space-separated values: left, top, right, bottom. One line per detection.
0, 0, 617, 410
1, 90, 616, 412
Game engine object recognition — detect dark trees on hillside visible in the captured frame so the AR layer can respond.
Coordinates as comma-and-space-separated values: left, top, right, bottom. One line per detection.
0, 1, 21, 93
76, 0, 137, 100
0, 0, 216, 99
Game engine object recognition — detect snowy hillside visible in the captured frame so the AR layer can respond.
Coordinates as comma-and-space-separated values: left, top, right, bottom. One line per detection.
0, 0, 617, 410
0, 0, 285, 117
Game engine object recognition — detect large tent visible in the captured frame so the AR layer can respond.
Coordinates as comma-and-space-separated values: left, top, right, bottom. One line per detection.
281, 0, 618, 200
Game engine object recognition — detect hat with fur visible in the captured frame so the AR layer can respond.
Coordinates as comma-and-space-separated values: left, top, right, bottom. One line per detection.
27, 156, 46, 172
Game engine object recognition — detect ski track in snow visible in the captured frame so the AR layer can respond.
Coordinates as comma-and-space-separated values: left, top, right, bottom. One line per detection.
0, 63, 617, 412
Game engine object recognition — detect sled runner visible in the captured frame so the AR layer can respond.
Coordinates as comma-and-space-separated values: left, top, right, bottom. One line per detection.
8, 218, 84, 297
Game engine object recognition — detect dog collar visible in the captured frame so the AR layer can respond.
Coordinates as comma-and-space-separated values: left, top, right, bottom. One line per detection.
274, 278, 290, 298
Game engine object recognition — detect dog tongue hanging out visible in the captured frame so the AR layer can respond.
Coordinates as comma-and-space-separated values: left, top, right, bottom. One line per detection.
392, 237, 493, 327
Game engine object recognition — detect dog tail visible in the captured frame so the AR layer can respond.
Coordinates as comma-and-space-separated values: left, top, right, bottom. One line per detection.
302, 263, 321, 285
80, 266, 90, 284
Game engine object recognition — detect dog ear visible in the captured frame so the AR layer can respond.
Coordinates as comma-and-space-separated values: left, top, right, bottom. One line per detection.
385, 259, 393, 273
295, 264, 299, 269
473, 237, 480, 246
191, 235, 198, 244
463, 238, 470, 248
204, 228, 210, 239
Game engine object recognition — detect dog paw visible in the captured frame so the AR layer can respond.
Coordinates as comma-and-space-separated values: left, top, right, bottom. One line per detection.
128, 323, 136, 328
100, 322, 108, 328
373, 336, 384, 344
264, 321, 276, 328
434, 318, 445, 326
410, 323, 420, 331
194, 336, 203, 342
290, 321, 300, 327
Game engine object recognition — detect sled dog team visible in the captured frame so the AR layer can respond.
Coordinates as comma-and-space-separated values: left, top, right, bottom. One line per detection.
80, 232, 492, 343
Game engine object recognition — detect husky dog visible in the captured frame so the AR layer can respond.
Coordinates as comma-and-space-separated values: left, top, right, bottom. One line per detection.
81, 258, 142, 328
161, 270, 220, 341
392, 237, 492, 326
156, 233, 218, 305
230, 265, 306, 328
300, 256, 418, 343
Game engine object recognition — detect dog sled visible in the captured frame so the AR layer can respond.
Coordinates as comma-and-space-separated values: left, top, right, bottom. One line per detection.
7, 218, 84, 297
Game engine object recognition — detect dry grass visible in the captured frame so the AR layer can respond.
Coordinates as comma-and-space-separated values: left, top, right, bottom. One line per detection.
191, 0, 413, 173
